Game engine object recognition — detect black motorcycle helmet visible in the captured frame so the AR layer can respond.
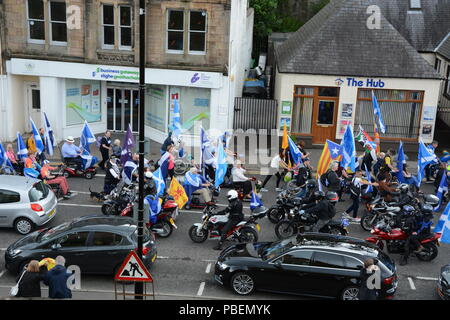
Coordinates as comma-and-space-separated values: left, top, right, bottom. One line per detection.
306, 179, 318, 189
403, 205, 415, 216
421, 204, 434, 214
325, 191, 339, 204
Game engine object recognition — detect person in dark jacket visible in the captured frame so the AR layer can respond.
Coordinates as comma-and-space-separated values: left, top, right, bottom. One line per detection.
358, 258, 379, 300
43, 256, 72, 299
98, 130, 112, 169
213, 190, 244, 250
161, 131, 174, 155
302, 191, 335, 232
325, 162, 341, 193
16, 260, 47, 298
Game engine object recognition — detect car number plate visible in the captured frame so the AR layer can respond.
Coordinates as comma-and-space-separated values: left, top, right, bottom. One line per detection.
48, 208, 56, 217
255, 224, 261, 231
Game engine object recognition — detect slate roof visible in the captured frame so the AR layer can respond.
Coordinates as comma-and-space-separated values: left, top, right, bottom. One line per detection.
373, 0, 450, 57
275, 0, 443, 79
436, 33, 450, 61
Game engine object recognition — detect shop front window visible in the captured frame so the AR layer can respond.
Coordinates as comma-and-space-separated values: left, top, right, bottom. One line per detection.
66, 79, 102, 126
355, 89, 424, 139
145, 85, 168, 132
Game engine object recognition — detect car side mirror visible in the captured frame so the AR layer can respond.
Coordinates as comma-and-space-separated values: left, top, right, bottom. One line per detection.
274, 260, 283, 269
51, 243, 61, 250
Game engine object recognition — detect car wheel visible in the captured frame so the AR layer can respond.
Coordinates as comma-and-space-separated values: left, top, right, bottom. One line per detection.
14, 218, 34, 235
231, 272, 255, 296
341, 286, 360, 300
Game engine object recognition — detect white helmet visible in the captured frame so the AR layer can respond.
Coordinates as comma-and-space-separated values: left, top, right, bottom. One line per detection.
227, 190, 239, 201
145, 171, 153, 179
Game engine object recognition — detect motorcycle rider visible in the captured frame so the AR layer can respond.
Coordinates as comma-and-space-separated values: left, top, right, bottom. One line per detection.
213, 190, 244, 250
400, 205, 433, 266
298, 180, 319, 205
301, 191, 337, 233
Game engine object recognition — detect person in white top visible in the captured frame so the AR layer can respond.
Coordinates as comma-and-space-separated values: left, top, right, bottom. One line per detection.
260, 149, 289, 192
232, 160, 253, 199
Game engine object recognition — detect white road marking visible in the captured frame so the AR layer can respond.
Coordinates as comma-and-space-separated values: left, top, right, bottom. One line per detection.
205, 263, 212, 274
96, 174, 106, 177
0, 271, 6, 279
58, 203, 102, 208
201, 259, 217, 263
415, 276, 439, 281
0, 248, 7, 251
197, 282, 205, 296
408, 277, 416, 290
71, 191, 91, 195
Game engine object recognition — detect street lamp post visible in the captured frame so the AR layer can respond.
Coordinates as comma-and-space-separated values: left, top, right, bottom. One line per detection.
135, 0, 146, 299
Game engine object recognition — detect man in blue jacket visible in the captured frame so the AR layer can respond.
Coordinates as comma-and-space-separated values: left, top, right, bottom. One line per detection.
43, 256, 72, 299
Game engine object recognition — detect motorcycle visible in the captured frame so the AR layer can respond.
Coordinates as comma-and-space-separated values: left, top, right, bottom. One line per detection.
275, 208, 349, 239
267, 189, 303, 224
366, 225, 441, 262
102, 182, 137, 216
360, 195, 402, 231
188, 205, 267, 244
185, 185, 219, 210
120, 194, 179, 238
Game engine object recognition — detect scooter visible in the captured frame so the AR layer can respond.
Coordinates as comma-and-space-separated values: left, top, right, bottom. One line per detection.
62, 159, 96, 179
188, 205, 267, 244
185, 186, 219, 210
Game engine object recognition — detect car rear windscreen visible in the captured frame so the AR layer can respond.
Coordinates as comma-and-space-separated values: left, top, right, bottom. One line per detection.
28, 181, 50, 202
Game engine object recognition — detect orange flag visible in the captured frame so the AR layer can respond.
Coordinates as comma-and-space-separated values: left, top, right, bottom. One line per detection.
282, 120, 289, 150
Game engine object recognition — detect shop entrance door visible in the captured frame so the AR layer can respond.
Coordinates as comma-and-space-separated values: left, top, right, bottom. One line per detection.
26, 83, 41, 131
311, 87, 339, 144
107, 88, 139, 132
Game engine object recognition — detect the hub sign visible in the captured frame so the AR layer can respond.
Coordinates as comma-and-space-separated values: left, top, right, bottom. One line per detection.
335, 77, 386, 88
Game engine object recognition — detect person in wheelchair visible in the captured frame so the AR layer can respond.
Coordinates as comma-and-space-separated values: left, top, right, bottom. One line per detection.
61, 136, 83, 172
184, 167, 214, 209
40, 160, 72, 199
232, 160, 253, 200
6, 144, 23, 173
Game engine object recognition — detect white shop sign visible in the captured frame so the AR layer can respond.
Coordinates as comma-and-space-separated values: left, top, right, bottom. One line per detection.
10, 58, 222, 88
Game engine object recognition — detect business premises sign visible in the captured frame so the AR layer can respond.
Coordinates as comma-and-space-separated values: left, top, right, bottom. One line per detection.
335, 77, 386, 88
91, 67, 139, 81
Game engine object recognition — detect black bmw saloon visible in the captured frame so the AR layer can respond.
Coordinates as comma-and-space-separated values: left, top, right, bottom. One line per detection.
214, 233, 397, 300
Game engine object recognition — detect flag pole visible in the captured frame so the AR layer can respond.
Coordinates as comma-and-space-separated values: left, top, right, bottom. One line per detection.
135, 0, 146, 299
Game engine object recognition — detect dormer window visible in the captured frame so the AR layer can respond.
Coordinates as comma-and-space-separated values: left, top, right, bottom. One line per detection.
410, 0, 421, 10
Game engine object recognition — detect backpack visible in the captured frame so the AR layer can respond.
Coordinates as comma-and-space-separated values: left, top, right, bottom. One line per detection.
349, 177, 361, 197
320, 170, 331, 187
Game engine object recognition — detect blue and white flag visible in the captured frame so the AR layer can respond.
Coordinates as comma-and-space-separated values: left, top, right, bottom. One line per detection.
327, 139, 343, 160
288, 136, 303, 165
341, 125, 357, 172
200, 127, 214, 172
434, 202, 450, 244
396, 141, 406, 184
172, 98, 182, 139
250, 191, 263, 210
80, 151, 97, 170
122, 160, 138, 185
30, 118, 44, 154
145, 195, 162, 224
364, 166, 373, 194
417, 139, 438, 187
120, 124, 135, 166
153, 168, 166, 197
80, 121, 96, 153
16, 132, 28, 162
318, 175, 324, 192
434, 173, 449, 212
158, 151, 170, 181
43, 112, 56, 156
372, 91, 386, 134
215, 140, 228, 188
183, 171, 204, 203
23, 167, 40, 179
0, 142, 15, 172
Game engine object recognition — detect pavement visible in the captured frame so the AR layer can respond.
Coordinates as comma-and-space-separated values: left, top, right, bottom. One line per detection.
0, 164, 448, 300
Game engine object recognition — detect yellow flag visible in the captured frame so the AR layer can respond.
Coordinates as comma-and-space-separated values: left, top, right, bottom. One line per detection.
168, 177, 188, 209
28, 137, 37, 154
282, 120, 289, 150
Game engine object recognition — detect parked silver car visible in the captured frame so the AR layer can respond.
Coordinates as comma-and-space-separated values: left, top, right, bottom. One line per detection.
0, 176, 58, 235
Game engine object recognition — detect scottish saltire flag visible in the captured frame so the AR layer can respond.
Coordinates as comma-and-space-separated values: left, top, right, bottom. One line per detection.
172, 98, 182, 139
158, 151, 170, 181
43, 112, 56, 156
80, 151, 97, 170
80, 121, 96, 153
434, 173, 449, 212
250, 191, 263, 210
0, 142, 15, 172
371, 91, 386, 134
288, 136, 303, 165
120, 124, 135, 166
16, 132, 28, 161
145, 195, 162, 224
153, 168, 166, 197
364, 166, 373, 194
23, 167, 40, 178
434, 202, 450, 244
30, 118, 44, 154
417, 139, 437, 187
183, 171, 203, 204
341, 125, 357, 172
122, 160, 138, 185
215, 140, 227, 188
396, 141, 406, 183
